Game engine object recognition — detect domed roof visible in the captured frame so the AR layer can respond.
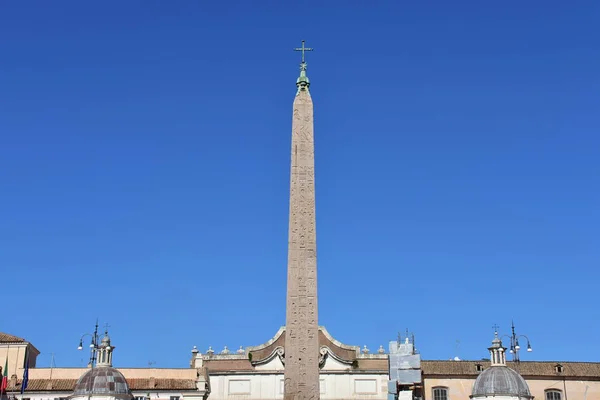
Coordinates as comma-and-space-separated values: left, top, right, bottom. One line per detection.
101, 334, 111, 345
472, 366, 532, 398
72, 366, 131, 398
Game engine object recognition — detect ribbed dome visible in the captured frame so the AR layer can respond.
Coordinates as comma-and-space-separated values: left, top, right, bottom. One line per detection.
72, 367, 131, 397
472, 366, 532, 398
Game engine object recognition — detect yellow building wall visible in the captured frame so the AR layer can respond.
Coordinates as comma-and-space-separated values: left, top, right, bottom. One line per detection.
424, 378, 474, 400
424, 377, 600, 400
0, 344, 31, 376
528, 379, 600, 400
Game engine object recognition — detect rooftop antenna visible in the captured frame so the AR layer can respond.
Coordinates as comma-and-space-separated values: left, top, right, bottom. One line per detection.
49, 353, 55, 384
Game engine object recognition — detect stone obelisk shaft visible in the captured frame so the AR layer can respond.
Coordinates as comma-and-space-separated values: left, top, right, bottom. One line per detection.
284, 81, 319, 400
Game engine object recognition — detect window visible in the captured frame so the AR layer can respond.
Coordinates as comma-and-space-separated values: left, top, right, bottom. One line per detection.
170, 397, 180, 400
475, 364, 484, 372
555, 364, 564, 373
546, 390, 562, 400
433, 387, 448, 400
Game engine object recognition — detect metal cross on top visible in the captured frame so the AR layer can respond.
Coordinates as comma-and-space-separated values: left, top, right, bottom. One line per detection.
492, 324, 500, 333
294, 40, 313, 63
103, 322, 111, 331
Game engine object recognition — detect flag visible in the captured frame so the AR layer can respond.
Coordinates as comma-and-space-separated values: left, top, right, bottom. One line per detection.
0, 357, 7, 393
21, 351, 29, 394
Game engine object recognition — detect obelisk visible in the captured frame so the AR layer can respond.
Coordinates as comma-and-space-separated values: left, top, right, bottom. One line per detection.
284, 41, 320, 400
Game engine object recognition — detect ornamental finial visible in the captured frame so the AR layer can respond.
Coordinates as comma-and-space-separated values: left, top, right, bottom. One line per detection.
294, 40, 313, 63
294, 40, 314, 92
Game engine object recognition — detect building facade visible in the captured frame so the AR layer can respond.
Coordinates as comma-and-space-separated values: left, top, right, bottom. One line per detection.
2, 331, 600, 400
0, 332, 208, 400
191, 327, 388, 400
422, 360, 600, 400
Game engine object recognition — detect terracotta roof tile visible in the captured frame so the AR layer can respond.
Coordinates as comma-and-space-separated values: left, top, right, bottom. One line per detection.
128, 379, 197, 390
204, 359, 254, 372
422, 360, 600, 379
0, 333, 26, 344
355, 358, 388, 371
8, 379, 75, 392
7, 378, 197, 392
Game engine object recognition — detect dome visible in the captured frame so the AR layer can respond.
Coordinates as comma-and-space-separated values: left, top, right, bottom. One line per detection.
472, 366, 532, 398
72, 366, 131, 398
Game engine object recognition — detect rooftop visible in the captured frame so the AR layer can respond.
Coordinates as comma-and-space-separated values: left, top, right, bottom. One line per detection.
0, 332, 27, 343
421, 360, 600, 379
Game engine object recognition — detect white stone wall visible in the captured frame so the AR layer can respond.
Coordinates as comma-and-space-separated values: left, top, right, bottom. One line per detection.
207, 373, 388, 400
203, 345, 388, 400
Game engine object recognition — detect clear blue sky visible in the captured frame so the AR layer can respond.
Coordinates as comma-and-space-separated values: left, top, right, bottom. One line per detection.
1, 0, 598, 368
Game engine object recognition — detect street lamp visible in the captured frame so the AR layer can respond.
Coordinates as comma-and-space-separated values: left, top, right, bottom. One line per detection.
77, 339, 95, 351
501, 321, 533, 362
77, 320, 100, 367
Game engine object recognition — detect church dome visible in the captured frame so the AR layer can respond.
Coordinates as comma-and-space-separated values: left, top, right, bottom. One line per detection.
72, 367, 131, 397
472, 366, 532, 398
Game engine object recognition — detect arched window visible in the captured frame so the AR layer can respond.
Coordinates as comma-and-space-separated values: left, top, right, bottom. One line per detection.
433, 387, 449, 400
545, 390, 562, 400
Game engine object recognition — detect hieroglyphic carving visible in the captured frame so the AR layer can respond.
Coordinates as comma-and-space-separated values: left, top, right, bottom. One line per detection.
285, 87, 319, 400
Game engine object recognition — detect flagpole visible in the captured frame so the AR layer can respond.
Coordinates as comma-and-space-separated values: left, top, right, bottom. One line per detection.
1, 344, 9, 400
13, 347, 19, 380
20, 347, 29, 400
